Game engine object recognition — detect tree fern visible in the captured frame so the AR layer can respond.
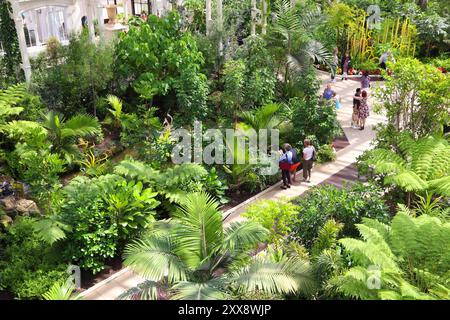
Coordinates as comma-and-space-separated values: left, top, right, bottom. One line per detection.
328, 211, 450, 300
367, 134, 450, 197
0, 83, 26, 124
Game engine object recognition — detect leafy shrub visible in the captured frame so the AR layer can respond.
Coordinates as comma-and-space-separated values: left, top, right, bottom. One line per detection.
115, 11, 208, 122
290, 98, 341, 147
0, 217, 67, 299
6, 142, 65, 202
31, 31, 114, 117
243, 199, 298, 245
290, 183, 390, 248
317, 144, 336, 163
57, 174, 159, 273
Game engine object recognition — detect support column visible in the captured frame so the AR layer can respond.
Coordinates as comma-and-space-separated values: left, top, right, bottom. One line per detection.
217, 0, 223, 55
9, 0, 31, 82
96, 0, 104, 40
262, 0, 267, 35
85, 0, 95, 42
205, 0, 212, 36
123, 0, 130, 22
251, 0, 256, 36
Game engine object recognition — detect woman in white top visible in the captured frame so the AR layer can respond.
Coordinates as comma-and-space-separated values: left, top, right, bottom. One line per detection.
302, 139, 316, 183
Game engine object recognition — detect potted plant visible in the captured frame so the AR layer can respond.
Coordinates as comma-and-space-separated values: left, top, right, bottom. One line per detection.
105, 0, 118, 24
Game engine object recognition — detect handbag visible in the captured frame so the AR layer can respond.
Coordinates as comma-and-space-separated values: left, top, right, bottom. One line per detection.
312, 148, 318, 162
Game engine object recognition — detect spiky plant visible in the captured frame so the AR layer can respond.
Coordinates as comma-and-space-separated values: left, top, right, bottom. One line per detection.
366, 133, 450, 201
41, 111, 102, 163
328, 207, 450, 300
118, 192, 315, 300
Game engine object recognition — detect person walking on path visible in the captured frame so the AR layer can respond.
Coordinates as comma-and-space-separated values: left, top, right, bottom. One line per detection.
352, 88, 361, 129
279, 143, 293, 189
341, 50, 351, 80
354, 90, 370, 130
361, 71, 371, 93
302, 139, 316, 183
322, 84, 335, 100
331, 47, 339, 83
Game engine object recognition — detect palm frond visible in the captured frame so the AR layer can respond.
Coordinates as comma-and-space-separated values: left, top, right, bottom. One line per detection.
116, 280, 160, 300
42, 281, 83, 300
172, 192, 223, 268
231, 258, 301, 295
223, 221, 269, 253
170, 279, 228, 300
123, 235, 188, 283
61, 114, 101, 139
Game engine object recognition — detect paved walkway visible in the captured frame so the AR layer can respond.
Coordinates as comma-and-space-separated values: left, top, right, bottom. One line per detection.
81, 71, 386, 300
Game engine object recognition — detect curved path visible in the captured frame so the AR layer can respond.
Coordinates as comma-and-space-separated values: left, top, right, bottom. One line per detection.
81, 71, 386, 300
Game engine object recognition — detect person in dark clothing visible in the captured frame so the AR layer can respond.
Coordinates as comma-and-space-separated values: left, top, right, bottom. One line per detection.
341, 50, 351, 80
279, 143, 294, 189
352, 88, 361, 129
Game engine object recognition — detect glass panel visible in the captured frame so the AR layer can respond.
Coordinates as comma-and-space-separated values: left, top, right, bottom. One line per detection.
22, 6, 68, 47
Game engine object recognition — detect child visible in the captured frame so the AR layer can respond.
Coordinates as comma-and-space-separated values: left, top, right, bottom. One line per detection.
333, 92, 341, 109
352, 88, 361, 129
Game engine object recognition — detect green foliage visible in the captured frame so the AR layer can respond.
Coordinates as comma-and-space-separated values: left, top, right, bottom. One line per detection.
311, 219, 344, 257
102, 180, 160, 239
243, 199, 298, 245
55, 174, 159, 273
0, 1, 22, 87
267, 0, 331, 86
0, 217, 67, 299
121, 192, 314, 300
115, 11, 208, 122
6, 142, 65, 201
119, 107, 164, 163
374, 58, 450, 138
329, 210, 450, 300
366, 133, 450, 197
234, 36, 277, 108
240, 103, 281, 132
317, 144, 336, 164
114, 159, 228, 205
290, 97, 341, 147
0, 83, 26, 123
291, 183, 390, 249
42, 280, 83, 300
223, 59, 246, 121
31, 31, 114, 117
41, 111, 102, 163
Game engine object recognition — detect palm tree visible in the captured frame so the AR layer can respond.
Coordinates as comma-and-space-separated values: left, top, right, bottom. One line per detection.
118, 192, 315, 300
267, 0, 332, 84
41, 111, 102, 163
240, 103, 281, 132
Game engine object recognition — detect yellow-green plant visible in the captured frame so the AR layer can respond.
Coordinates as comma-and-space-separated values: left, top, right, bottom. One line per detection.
348, 15, 417, 67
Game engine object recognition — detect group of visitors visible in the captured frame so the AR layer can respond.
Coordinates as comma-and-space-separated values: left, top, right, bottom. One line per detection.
351, 88, 370, 130
331, 48, 352, 82
278, 140, 316, 189
279, 49, 395, 188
